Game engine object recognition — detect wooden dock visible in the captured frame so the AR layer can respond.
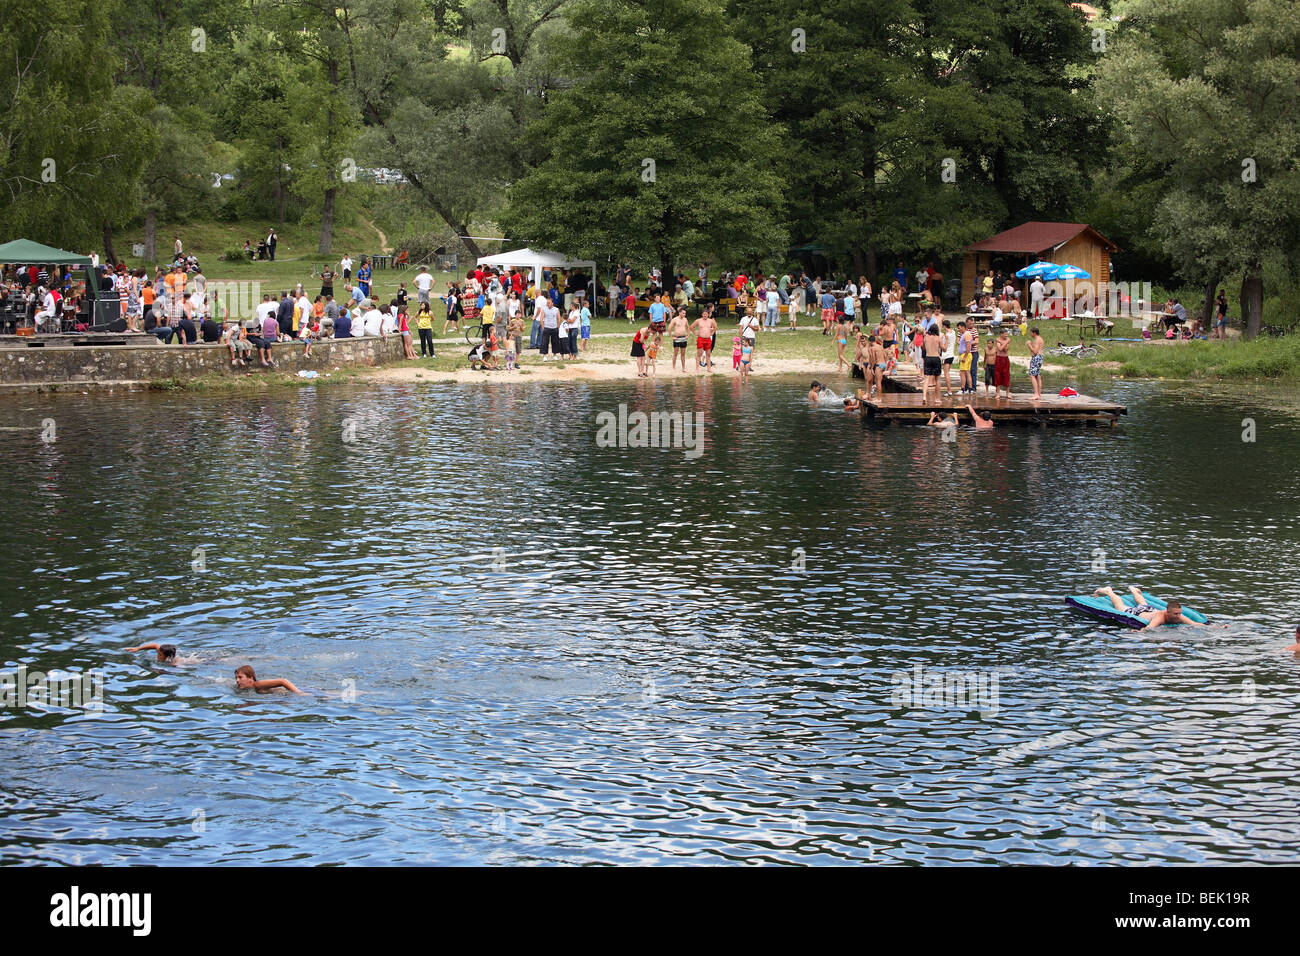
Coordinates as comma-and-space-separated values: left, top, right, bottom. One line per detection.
860, 366, 1126, 426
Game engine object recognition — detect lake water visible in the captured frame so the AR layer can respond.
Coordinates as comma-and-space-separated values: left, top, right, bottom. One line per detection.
2, 376, 1298, 865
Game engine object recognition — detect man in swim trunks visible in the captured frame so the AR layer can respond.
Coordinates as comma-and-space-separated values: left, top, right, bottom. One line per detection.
1027, 327, 1045, 399
647, 293, 669, 339
993, 331, 1011, 399
666, 307, 690, 372
868, 334, 886, 397
818, 287, 836, 334
922, 323, 943, 403
1094, 586, 1207, 630
691, 309, 717, 374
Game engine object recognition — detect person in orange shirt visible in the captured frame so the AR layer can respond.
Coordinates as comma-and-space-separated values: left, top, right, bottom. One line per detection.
140, 281, 157, 331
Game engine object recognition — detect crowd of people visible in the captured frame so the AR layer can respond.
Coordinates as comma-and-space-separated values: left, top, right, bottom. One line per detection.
6, 243, 1227, 391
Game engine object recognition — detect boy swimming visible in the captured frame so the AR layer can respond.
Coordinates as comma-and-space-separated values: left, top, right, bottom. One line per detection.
235, 664, 305, 695
1093, 586, 1207, 630
125, 642, 179, 663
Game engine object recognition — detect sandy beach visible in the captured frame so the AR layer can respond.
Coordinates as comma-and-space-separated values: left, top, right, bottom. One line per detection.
366, 348, 1067, 385
367, 355, 836, 384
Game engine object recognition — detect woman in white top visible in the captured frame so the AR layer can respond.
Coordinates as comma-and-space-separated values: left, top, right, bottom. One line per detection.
565, 306, 581, 358
858, 276, 872, 318
738, 309, 760, 362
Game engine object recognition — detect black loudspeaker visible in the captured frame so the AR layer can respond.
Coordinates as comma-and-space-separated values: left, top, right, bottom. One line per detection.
90, 298, 121, 331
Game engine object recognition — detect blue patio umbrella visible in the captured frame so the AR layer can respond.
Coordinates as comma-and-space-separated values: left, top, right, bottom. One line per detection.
1044, 264, 1091, 280
1015, 261, 1058, 278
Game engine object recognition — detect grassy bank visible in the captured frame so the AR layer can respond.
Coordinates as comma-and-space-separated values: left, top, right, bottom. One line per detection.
1098, 335, 1300, 381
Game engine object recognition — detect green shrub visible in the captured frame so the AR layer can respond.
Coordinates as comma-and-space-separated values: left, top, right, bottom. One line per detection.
222, 247, 250, 262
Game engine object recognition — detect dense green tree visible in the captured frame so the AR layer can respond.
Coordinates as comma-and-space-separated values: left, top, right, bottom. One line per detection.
735, 0, 1102, 283
502, 0, 788, 282
341, 0, 567, 258
732, 0, 913, 281
1097, 0, 1300, 337
0, 0, 158, 256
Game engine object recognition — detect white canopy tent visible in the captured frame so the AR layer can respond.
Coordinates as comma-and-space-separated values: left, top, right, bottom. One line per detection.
475, 247, 597, 300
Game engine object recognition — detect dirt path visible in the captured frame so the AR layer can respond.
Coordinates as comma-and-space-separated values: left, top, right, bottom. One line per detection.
361, 217, 390, 254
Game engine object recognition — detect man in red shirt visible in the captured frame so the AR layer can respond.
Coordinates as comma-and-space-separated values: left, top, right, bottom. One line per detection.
510, 269, 524, 294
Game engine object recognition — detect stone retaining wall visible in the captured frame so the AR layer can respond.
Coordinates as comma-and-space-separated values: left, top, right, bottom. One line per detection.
0, 336, 406, 388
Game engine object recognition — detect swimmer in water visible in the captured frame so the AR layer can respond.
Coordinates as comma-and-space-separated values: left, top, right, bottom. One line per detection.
1284, 625, 1299, 653
843, 392, 863, 412
966, 405, 994, 429
926, 411, 956, 429
125, 642, 179, 663
235, 664, 304, 695
1093, 586, 1208, 630
809, 380, 824, 403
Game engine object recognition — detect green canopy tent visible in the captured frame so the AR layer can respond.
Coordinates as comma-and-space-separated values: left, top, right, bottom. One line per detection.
0, 239, 102, 331
0, 239, 92, 266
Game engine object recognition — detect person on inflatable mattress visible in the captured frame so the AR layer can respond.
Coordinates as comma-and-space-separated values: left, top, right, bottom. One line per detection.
1094, 586, 1208, 630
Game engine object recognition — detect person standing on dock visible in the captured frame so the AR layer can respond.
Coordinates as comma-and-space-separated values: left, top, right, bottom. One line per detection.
922, 323, 943, 404
869, 335, 886, 397
993, 331, 1012, 400
941, 319, 957, 397
963, 321, 979, 394
1027, 328, 1045, 399
982, 332, 996, 395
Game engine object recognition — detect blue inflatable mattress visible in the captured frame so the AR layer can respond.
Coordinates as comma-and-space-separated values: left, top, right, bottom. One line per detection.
1065, 593, 1208, 629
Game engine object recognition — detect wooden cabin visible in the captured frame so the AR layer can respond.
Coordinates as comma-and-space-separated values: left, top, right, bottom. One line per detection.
961, 222, 1118, 308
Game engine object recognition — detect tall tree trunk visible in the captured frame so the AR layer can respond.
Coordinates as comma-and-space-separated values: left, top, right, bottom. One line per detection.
1201, 277, 1216, 330
143, 208, 157, 262
865, 245, 878, 288
319, 187, 336, 256
1241, 267, 1263, 339
275, 136, 287, 229
851, 247, 866, 279
102, 222, 118, 266
319, 55, 339, 256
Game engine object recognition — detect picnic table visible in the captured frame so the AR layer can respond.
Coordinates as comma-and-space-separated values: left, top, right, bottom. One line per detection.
371, 254, 392, 270
1066, 313, 1111, 339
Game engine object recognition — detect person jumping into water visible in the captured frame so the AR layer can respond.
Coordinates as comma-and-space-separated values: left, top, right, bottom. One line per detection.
1093, 586, 1207, 630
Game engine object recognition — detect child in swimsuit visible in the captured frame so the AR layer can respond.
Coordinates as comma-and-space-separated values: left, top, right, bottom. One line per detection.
739, 340, 753, 381
732, 336, 743, 370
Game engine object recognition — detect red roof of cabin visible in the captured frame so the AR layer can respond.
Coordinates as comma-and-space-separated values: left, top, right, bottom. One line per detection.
966, 222, 1118, 254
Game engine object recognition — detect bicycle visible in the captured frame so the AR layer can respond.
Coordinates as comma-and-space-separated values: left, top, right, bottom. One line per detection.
1045, 342, 1104, 359
464, 321, 493, 345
